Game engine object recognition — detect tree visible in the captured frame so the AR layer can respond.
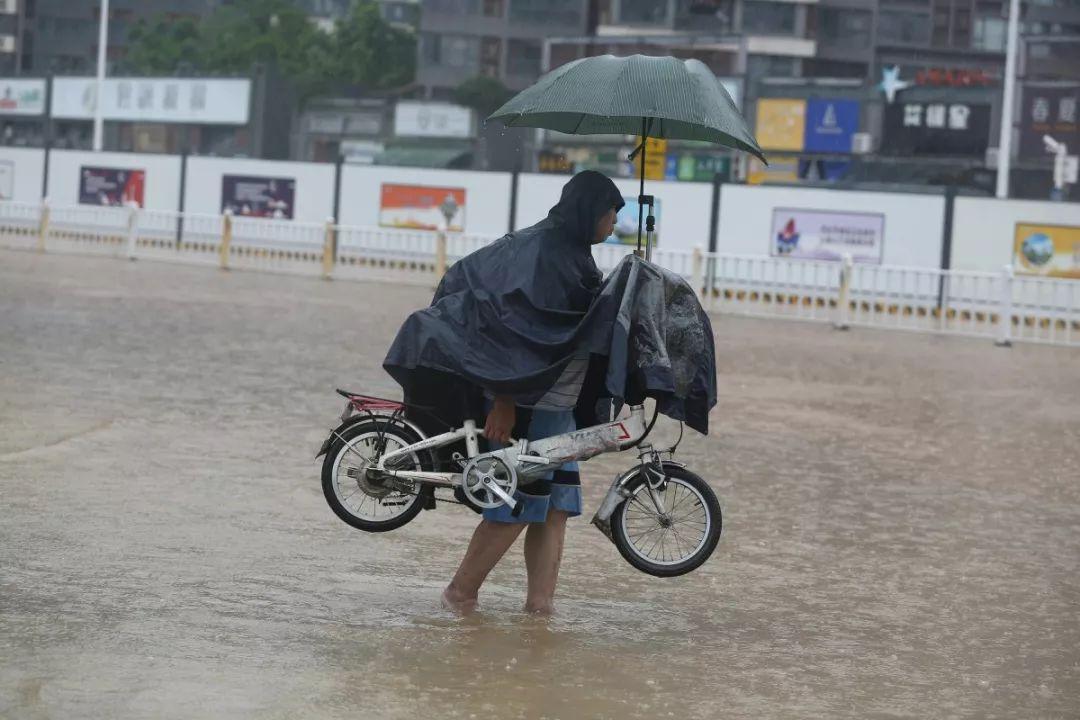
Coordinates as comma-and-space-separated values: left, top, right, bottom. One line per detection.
126, 16, 202, 74
453, 76, 513, 116
329, 1, 416, 91
126, 1, 415, 100
197, 0, 335, 98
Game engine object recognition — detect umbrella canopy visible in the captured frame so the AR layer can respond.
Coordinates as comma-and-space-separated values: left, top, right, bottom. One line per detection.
488, 54, 765, 162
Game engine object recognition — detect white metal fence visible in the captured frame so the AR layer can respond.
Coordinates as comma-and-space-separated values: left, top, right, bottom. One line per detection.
2, 200, 1077, 348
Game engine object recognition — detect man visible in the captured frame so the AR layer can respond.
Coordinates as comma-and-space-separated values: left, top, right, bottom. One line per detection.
384, 170, 624, 615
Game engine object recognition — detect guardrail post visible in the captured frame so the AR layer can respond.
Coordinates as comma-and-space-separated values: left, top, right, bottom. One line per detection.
322, 217, 335, 280
691, 246, 704, 301
125, 204, 139, 261
835, 253, 853, 330
37, 199, 50, 253
995, 264, 1013, 347
219, 214, 232, 270
435, 230, 448, 279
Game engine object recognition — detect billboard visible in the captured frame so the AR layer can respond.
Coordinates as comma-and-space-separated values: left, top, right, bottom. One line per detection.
771, 208, 884, 263
78, 166, 145, 207
755, 99, 806, 151
379, 183, 466, 231
607, 196, 662, 247
51, 77, 250, 125
883, 102, 991, 156
1019, 85, 1079, 159
393, 102, 474, 139
0, 79, 47, 116
804, 99, 859, 153
0, 160, 12, 200
220, 175, 295, 219
1014, 223, 1080, 279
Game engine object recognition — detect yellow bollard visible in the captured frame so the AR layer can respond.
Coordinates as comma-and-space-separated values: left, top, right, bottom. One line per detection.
691, 246, 704, 300
219, 214, 232, 270
322, 219, 335, 280
37, 201, 50, 253
835, 253, 852, 330
435, 230, 448, 279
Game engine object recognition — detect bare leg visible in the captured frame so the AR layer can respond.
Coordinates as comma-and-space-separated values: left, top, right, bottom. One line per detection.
443, 519, 525, 615
523, 510, 569, 615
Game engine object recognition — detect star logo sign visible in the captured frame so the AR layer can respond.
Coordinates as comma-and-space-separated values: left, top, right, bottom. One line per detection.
879, 66, 910, 104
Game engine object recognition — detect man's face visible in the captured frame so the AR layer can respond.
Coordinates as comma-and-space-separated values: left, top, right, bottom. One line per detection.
593, 208, 618, 245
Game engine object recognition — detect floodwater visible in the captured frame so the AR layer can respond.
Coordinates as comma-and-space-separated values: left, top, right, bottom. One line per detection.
1, 248, 1078, 719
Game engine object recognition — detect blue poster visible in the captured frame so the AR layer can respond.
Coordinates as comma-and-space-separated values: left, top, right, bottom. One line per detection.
804, 99, 859, 153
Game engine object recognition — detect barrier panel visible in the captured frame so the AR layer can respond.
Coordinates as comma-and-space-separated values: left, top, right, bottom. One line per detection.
2, 200, 1076, 348
0, 201, 44, 251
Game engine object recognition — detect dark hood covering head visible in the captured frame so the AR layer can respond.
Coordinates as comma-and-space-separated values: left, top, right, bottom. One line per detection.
547, 170, 625, 245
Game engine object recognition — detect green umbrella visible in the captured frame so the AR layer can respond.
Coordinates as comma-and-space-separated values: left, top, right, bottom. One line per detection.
488, 54, 765, 254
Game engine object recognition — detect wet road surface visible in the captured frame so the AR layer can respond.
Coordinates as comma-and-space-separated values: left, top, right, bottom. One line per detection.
1, 248, 1078, 719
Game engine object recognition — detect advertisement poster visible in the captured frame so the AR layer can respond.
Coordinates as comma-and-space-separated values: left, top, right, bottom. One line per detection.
0, 160, 13, 200
1019, 85, 1079, 159
0, 79, 47, 116
379, 183, 466, 231
883, 102, 991, 156
631, 136, 667, 181
1014, 223, 1080, 279
748, 156, 798, 185
78, 166, 146, 207
755, 99, 806, 151
770, 208, 884, 263
607, 196, 662, 247
804, 99, 860, 153
221, 175, 295, 219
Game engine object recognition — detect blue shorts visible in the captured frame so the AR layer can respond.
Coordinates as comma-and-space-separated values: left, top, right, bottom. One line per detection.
483, 408, 583, 524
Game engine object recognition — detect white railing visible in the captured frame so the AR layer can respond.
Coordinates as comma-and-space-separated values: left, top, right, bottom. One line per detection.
2, 200, 1077, 348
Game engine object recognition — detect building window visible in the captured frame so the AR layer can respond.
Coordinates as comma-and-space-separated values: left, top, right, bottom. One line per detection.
932, 3, 950, 46
508, 0, 583, 26
483, 0, 505, 16
421, 33, 480, 71
972, 15, 1006, 50
620, 0, 668, 24
507, 38, 541, 76
878, 9, 932, 45
443, 35, 480, 69
480, 35, 501, 77
817, 8, 872, 48
428, 0, 482, 14
953, 7, 971, 46
747, 54, 797, 77
742, 1, 796, 35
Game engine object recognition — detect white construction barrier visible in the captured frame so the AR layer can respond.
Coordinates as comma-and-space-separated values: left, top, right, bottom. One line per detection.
2, 199, 1076, 347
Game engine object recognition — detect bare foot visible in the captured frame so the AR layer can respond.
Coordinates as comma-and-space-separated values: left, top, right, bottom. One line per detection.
441, 586, 478, 616
523, 600, 554, 616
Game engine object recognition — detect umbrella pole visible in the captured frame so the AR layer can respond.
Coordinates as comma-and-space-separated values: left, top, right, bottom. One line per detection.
636, 117, 646, 255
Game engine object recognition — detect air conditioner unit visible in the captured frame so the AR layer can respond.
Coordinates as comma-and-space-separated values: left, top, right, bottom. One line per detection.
851, 133, 873, 154
985, 147, 999, 169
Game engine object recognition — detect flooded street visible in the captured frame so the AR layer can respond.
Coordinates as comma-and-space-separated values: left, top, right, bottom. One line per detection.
2, 248, 1078, 719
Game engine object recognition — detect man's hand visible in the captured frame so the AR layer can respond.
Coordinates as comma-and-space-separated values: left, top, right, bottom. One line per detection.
484, 395, 516, 445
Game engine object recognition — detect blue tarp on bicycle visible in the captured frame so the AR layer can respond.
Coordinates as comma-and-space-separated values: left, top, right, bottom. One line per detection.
382, 171, 717, 435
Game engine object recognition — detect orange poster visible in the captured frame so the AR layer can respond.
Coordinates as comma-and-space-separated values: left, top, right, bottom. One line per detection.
379, 183, 466, 231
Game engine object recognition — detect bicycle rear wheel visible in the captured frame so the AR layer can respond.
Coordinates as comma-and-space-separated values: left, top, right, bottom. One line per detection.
321, 418, 431, 533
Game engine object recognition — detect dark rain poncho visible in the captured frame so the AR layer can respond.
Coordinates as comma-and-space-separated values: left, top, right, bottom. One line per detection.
383, 170, 717, 434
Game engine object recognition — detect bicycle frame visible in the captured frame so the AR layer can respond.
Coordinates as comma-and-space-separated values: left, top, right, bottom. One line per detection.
357, 405, 650, 509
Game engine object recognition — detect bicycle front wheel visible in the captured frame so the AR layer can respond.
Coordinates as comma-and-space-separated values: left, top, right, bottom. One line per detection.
610, 465, 722, 577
